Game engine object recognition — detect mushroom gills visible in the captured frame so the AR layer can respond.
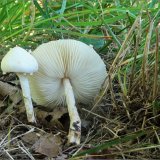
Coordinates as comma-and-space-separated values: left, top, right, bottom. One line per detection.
29, 39, 107, 144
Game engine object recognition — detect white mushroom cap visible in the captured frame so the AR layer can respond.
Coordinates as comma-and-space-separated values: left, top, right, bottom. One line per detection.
29, 39, 107, 107
1, 46, 38, 123
1, 46, 38, 74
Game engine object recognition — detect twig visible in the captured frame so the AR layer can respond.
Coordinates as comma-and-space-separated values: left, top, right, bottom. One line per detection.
128, 17, 142, 93
3, 148, 14, 160
141, 19, 154, 92
0, 124, 34, 148
18, 141, 35, 160
152, 24, 159, 100
108, 74, 118, 109
82, 108, 119, 125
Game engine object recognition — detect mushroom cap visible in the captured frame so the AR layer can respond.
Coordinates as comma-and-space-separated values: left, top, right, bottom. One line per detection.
29, 39, 107, 107
1, 46, 38, 74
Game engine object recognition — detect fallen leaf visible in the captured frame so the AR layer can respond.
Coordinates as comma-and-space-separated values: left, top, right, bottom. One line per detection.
21, 132, 39, 145
33, 133, 62, 158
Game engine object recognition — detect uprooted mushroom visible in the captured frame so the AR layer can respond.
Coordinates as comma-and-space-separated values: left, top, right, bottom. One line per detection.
29, 39, 107, 144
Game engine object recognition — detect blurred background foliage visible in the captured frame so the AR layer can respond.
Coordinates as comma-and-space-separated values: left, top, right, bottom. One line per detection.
0, 0, 159, 51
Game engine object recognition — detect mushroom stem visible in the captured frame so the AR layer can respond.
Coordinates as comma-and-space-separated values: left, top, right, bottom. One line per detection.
17, 74, 36, 123
63, 78, 81, 144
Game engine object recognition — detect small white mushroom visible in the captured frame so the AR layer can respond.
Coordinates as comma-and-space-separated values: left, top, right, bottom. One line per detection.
28, 39, 107, 144
1, 47, 38, 123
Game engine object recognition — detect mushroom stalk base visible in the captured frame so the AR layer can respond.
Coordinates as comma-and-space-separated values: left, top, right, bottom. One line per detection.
63, 78, 81, 144
18, 74, 36, 123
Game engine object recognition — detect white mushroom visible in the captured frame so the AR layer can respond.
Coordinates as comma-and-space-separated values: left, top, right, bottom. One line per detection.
1, 46, 38, 123
28, 39, 107, 144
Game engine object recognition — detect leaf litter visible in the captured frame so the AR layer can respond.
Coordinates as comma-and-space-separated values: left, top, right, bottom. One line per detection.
33, 133, 62, 158
0, 18, 160, 159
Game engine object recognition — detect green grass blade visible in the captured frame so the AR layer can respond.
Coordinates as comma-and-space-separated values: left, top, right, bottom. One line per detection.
73, 128, 153, 158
